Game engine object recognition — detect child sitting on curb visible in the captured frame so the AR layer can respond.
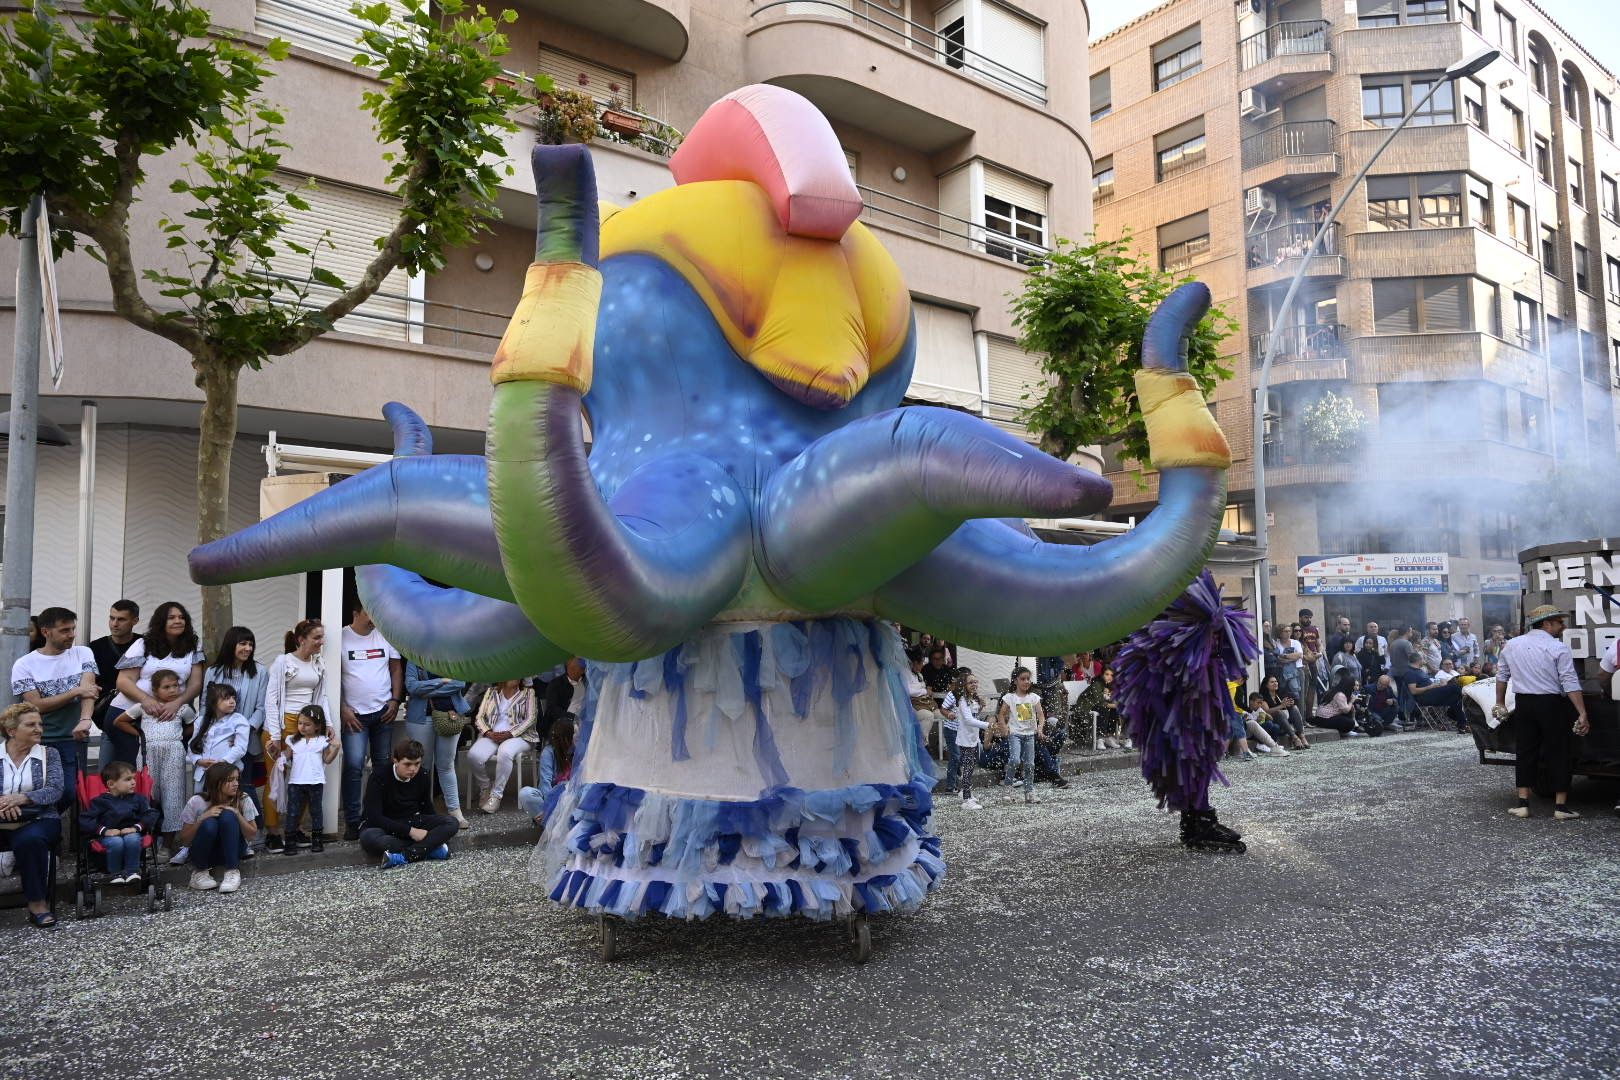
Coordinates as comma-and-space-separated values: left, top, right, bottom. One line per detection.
360, 738, 458, 869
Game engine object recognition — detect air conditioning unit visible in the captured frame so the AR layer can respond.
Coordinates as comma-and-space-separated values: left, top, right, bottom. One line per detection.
1244, 187, 1278, 215
1239, 88, 1273, 118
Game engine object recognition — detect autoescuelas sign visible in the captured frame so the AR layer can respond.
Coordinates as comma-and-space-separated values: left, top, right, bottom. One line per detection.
1297, 553, 1450, 595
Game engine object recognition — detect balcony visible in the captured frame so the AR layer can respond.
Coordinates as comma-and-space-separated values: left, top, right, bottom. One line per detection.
856, 183, 1048, 266
1241, 120, 1339, 189
1250, 323, 1350, 382
1245, 221, 1344, 286
522, 0, 690, 61
1238, 20, 1333, 94
1351, 330, 1546, 388
745, 1, 1054, 155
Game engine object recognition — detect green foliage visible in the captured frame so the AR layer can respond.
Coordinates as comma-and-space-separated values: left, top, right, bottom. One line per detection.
534, 86, 602, 146
1009, 233, 1236, 470
1298, 390, 1366, 455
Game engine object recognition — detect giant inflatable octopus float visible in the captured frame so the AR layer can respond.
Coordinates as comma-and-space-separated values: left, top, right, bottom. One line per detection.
191, 85, 1240, 952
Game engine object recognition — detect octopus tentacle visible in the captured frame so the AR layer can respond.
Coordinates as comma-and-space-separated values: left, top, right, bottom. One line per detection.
486, 144, 751, 662
873, 283, 1231, 654
758, 405, 1113, 612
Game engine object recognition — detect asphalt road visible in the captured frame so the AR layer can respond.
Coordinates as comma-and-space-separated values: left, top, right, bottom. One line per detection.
6, 732, 1618, 1080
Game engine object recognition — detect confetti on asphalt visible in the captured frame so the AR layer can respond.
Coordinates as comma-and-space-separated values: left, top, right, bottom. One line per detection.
4, 732, 1618, 1080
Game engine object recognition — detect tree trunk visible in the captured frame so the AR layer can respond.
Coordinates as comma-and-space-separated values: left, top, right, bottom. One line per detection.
194, 357, 240, 651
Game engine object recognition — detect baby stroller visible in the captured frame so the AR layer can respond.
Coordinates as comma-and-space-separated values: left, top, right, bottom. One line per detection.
73, 759, 173, 917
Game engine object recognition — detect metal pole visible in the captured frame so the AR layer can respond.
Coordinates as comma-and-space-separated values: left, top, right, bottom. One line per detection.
1, 194, 45, 703
1251, 75, 1456, 623
76, 400, 98, 643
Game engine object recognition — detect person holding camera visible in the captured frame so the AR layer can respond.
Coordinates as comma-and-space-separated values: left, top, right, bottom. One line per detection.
1310, 673, 1365, 738
1495, 605, 1588, 820
1258, 675, 1309, 750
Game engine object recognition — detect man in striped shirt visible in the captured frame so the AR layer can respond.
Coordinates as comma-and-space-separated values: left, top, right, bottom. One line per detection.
1494, 605, 1589, 819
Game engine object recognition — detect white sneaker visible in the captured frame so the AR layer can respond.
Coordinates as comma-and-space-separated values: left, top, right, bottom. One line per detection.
1253, 744, 1273, 754
1123, 740, 1134, 750
1273, 747, 1291, 757
168, 846, 190, 865
1025, 792, 1040, 805
961, 797, 983, 810
481, 795, 501, 815
1507, 805, 1530, 818
1346, 730, 1366, 738
0, 851, 16, 878
189, 870, 218, 891
218, 869, 241, 894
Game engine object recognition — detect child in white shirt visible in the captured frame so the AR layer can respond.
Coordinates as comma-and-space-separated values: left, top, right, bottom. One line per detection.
941, 672, 991, 810
113, 669, 196, 853
998, 666, 1045, 805
189, 684, 251, 787
280, 705, 338, 854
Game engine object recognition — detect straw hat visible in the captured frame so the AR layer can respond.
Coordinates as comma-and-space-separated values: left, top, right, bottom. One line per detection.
1526, 604, 1566, 627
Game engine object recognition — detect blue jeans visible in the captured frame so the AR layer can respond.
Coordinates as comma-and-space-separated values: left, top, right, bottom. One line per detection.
1004, 733, 1036, 792
189, 811, 243, 872
342, 709, 397, 826
404, 720, 461, 812
518, 785, 547, 820
941, 727, 961, 790
43, 737, 83, 810
101, 832, 142, 876
0, 817, 60, 903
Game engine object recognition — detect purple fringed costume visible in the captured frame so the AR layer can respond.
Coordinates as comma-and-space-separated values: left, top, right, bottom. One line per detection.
1113, 571, 1258, 813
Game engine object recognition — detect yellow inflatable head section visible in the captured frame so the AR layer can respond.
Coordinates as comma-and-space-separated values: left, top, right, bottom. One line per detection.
600, 180, 911, 409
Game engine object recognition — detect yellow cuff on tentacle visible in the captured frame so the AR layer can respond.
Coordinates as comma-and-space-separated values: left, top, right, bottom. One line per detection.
1135, 368, 1231, 469
491, 262, 602, 391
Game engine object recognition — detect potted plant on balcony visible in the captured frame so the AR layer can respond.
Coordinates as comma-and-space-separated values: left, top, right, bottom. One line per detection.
599, 104, 644, 138
1299, 390, 1367, 458
535, 79, 599, 146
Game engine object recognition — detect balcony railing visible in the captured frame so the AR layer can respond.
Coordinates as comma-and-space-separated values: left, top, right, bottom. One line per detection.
1238, 19, 1331, 72
1245, 220, 1341, 267
855, 183, 1048, 264
749, 1, 1046, 104
1262, 426, 1347, 468
1242, 119, 1338, 170
259, 272, 509, 349
1250, 322, 1349, 364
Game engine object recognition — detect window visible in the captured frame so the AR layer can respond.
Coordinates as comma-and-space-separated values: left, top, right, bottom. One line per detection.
1481, 383, 1508, 442
1366, 173, 1491, 230
1481, 509, 1520, 557
1495, 7, 1518, 62
1462, 78, 1487, 130
1613, 340, 1620, 385
1507, 197, 1532, 251
1090, 69, 1112, 121
1598, 94, 1614, 139
983, 185, 1047, 266
1155, 117, 1207, 181
1357, 0, 1399, 27
1372, 277, 1473, 334
536, 46, 636, 108
1529, 43, 1550, 97
1603, 174, 1620, 220
1534, 136, 1552, 182
1367, 176, 1413, 231
1514, 294, 1541, 350
1159, 210, 1211, 272
940, 16, 966, 70
1458, 0, 1480, 31
1152, 26, 1202, 91
1581, 329, 1604, 382
1569, 159, 1585, 206
1546, 316, 1569, 369
1607, 255, 1620, 302
1092, 156, 1115, 202
1520, 394, 1547, 451
1405, 0, 1448, 24
1468, 175, 1493, 231
1418, 175, 1462, 227
1502, 100, 1526, 155
1541, 225, 1558, 273
1575, 243, 1592, 293
1361, 74, 1454, 127
1562, 72, 1581, 122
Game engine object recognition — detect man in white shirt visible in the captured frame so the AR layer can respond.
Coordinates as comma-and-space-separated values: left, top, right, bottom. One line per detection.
339, 603, 404, 840
9, 606, 98, 807
1494, 605, 1588, 819
1451, 617, 1480, 667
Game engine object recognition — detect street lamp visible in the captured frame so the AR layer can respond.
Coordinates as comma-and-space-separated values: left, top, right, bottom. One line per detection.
1249, 46, 1500, 623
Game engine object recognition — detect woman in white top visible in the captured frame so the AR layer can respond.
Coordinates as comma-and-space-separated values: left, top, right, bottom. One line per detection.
108, 601, 206, 767
261, 619, 332, 845
468, 679, 538, 814
940, 671, 991, 810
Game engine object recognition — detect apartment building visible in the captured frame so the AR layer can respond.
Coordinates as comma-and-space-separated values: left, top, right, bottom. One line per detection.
1092, 0, 1620, 632
0, 0, 1091, 635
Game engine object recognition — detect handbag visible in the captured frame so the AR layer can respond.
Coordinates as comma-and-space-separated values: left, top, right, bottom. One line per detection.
431, 708, 465, 738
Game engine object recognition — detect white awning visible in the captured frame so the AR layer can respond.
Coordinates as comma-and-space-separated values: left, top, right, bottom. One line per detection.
908, 301, 981, 411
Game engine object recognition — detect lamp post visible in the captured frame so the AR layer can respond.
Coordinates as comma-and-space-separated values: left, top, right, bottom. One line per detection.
1250, 46, 1500, 624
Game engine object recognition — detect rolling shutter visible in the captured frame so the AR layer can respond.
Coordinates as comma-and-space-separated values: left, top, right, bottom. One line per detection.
938, 165, 973, 225
982, 165, 1049, 216
269, 175, 412, 341
255, 0, 405, 62
537, 47, 635, 108
1090, 68, 1112, 117
983, 335, 1051, 436
978, 2, 1046, 101
908, 302, 981, 411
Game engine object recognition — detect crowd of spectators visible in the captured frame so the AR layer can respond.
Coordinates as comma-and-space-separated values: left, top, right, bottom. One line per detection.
2, 597, 585, 924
